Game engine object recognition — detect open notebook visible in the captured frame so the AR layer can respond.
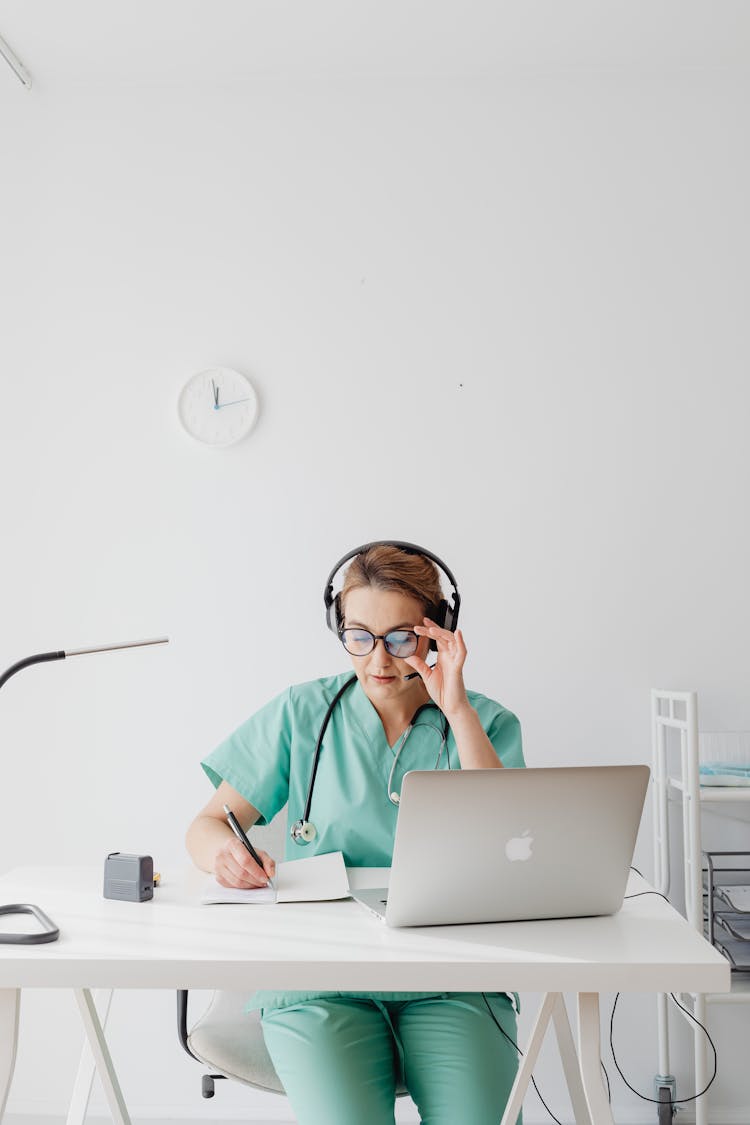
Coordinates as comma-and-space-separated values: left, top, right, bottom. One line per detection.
201, 850, 350, 904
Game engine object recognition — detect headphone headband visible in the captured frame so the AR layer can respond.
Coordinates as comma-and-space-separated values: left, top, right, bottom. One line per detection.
323, 540, 461, 645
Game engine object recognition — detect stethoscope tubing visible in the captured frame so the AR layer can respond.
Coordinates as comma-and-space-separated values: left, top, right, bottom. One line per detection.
387, 711, 450, 806
293, 678, 450, 842
299, 674, 358, 826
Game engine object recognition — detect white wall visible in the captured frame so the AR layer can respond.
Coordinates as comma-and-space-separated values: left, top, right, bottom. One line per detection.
2, 67, 750, 1122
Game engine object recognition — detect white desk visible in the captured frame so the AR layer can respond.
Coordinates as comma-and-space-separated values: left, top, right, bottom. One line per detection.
0, 866, 730, 1125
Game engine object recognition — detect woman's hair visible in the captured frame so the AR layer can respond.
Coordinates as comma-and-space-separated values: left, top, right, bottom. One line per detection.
340, 545, 444, 619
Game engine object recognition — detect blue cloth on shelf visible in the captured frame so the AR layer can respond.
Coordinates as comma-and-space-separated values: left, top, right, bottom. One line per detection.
699, 762, 750, 785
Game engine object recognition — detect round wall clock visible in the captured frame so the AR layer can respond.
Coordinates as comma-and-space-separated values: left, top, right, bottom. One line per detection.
178, 368, 259, 447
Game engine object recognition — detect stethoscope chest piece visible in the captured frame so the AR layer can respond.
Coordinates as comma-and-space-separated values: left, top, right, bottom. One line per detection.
290, 819, 317, 845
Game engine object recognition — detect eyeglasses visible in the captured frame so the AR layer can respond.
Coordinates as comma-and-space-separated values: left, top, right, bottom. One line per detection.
339, 628, 419, 658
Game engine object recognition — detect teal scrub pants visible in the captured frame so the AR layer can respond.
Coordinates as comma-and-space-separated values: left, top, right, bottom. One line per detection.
261, 992, 521, 1125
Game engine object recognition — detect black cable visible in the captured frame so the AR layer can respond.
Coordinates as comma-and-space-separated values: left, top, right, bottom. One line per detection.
625, 867, 669, 903
481, 993, 564, 1125
619, 868, 719, 1108
480, 871, 715, 1119
666, 993, 719, 1105
609, 992, 717, 1107
480, 874, 703, 1120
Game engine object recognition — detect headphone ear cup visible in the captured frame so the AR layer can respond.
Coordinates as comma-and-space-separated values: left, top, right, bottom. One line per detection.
324, 592, 338, 634
333, 593, 343, 634
428, 599, 450, 652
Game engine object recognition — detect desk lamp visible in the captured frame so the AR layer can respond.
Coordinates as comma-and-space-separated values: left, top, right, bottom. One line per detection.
0, 635, 169, 942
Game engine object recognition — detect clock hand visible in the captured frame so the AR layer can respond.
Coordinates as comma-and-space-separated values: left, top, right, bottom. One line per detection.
211, 379, 220, 409
216, 397, 251, 409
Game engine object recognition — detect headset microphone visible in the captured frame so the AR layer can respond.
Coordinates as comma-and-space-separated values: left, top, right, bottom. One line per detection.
404, 663, 436, 681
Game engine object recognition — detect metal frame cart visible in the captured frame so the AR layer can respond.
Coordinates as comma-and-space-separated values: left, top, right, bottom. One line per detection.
651, 689, 750, 1125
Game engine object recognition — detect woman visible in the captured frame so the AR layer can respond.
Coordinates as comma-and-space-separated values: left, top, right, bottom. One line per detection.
186, 542, 524, 1125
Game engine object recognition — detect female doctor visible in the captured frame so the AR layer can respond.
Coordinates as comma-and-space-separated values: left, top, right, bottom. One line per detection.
186, 542, 524, 1125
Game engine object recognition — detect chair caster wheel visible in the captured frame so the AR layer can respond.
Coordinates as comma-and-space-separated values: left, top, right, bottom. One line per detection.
201, 1074, 215, 1098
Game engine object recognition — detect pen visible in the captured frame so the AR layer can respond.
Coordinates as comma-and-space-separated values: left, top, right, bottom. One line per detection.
222, 803, 275, 891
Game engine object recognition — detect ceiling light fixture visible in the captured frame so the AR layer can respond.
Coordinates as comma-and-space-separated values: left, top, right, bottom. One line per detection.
0, 32, 32, 89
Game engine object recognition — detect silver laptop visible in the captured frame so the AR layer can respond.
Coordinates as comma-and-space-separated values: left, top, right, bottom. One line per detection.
353, 765, 650, 927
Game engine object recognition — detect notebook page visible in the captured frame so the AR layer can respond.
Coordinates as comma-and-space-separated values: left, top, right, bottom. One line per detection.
276, 850, 350, 902
200, 851, 350, 904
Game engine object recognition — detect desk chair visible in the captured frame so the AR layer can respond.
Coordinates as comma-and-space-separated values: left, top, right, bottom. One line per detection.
177, 990, 282, 1097
177, 990, 409, 1100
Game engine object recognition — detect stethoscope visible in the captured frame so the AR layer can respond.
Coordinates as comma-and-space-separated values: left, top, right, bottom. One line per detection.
290, 673, 451, 845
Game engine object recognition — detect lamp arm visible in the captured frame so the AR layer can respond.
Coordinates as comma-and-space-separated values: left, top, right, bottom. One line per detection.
0, 637, 169, 690
0, 651, 65, 690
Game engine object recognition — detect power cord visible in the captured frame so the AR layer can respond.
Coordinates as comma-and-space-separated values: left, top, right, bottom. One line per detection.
609, 991, 717, 1109
615, 868, 718, 1110
481, 993, 612, 1124
481, 992, 565, 1125
484, 984, 716, 1124
479, 870, 717, 1123
623, 890, 670, 901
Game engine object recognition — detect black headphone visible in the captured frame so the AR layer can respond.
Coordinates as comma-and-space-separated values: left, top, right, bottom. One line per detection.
323, 540, 461, 651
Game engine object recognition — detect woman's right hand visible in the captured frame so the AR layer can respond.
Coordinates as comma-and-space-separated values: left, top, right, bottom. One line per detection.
214, 839, 276, 889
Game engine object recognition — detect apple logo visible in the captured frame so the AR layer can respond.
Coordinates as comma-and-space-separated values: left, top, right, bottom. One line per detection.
505, 830, 534, 862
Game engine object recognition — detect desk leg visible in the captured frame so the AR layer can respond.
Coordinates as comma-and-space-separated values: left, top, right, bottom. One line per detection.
73, 990, 130, 1125
68, 990, 114, 1125
550, 995, 594, 1125
0, 990, 20, 1122
500, 992, 559, 1125
501, 994, 611, 1125
577, 993, 614, 1125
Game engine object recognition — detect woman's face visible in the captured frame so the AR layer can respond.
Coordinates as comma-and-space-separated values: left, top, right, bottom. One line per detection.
341, 586, 431, 705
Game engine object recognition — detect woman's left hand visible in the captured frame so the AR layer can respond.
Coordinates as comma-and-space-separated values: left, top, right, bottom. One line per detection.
403, 618, 472, 719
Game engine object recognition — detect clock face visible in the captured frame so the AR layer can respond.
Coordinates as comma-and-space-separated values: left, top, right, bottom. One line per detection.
178, 368, 259, 447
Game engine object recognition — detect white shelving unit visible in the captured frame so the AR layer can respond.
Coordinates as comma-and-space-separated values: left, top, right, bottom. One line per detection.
651, 689, 750, 1125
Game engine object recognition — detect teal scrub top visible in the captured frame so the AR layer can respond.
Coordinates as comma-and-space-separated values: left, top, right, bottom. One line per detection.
201, 670, 525, 1010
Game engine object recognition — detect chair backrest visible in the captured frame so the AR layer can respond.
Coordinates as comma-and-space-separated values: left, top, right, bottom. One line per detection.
186, 991, 285, 1093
